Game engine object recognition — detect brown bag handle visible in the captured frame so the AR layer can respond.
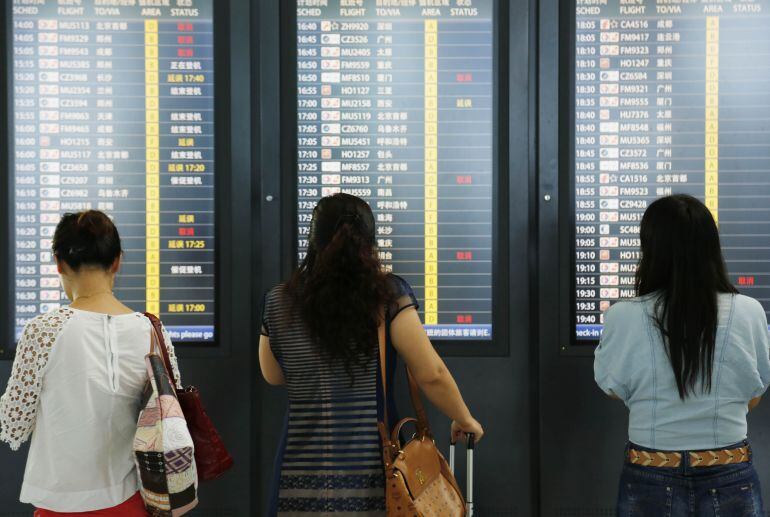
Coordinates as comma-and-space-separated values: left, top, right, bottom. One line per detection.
145, 312, 178, 388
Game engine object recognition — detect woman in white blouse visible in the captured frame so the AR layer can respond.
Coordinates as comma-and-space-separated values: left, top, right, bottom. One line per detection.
0, 210, 181, 516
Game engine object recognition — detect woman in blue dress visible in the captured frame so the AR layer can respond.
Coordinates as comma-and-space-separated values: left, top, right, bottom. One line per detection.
259, 193, 483, 516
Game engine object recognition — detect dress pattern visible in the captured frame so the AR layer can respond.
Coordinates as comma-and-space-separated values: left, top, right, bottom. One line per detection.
262, 275, 417, 516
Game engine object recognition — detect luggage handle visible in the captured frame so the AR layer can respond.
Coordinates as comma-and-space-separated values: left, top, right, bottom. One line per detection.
449, 433, 475, 517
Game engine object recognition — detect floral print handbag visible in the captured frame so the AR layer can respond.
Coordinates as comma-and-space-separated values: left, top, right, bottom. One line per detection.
134, 324, 198, 516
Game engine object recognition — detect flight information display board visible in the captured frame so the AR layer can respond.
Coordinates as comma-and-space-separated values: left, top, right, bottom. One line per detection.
10, 0, 215, 344
573, 0, 770, 342
296, 0, 495, 341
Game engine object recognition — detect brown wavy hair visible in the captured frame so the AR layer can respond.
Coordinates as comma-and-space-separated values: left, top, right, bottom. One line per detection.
288, 194, 394, 375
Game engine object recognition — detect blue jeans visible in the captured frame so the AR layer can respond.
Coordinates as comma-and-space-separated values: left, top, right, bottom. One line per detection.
617, 442, 764, 516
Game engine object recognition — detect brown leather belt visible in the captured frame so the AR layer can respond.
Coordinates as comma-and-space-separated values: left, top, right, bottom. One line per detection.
628, 445, 750, 468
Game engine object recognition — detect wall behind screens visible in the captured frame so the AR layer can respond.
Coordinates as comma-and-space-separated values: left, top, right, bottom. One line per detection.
569, 0, 770, 346
294, 0, 505, 350
6, 0, 217, 354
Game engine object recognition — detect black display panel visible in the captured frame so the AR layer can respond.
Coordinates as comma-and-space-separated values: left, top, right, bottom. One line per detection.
571, 0, 770, 343
9, 0, 216, 350
295, 0, 495, 342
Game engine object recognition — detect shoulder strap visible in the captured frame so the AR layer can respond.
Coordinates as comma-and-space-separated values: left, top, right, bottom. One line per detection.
378, 321, 388, 428
406, 369, 430, 437
144, 312, 178, 388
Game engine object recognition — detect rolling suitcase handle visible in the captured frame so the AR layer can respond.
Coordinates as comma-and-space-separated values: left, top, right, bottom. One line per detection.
449, 433, 476, 517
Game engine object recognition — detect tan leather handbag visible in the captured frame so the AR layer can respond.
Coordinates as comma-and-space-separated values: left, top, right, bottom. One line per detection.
377, 325, 467, 517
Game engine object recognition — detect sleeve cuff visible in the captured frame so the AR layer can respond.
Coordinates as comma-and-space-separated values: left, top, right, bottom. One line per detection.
595, 372, 628, 401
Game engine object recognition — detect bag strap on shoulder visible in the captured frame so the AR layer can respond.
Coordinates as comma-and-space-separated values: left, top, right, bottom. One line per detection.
378, 321, 388, 426
144, 312, 178, 388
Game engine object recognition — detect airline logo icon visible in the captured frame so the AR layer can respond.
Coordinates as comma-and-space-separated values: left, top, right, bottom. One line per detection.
321, 97, 341, 108
322, 187, 342, 196
600, 199, 619, 210
41, 277, 61, 288
321, 161, 341, 172
321, 111, 340, 121
321, 46, 341, 57
321, 123, 340, 134
320, 34, 341, 45
322, 174, 341, 185
600, 148, 619, 159
321, 59, 340, 70
320, 72, 340, 83
321, 136, 340, 146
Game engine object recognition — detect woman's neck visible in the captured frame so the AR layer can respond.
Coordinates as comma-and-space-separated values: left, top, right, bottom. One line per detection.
67, 271, 132, 315
69, 272, 113, 302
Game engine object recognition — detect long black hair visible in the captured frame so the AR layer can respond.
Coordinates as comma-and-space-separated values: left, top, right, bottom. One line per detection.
288, 194, 394, 374
635, 194, 737, 399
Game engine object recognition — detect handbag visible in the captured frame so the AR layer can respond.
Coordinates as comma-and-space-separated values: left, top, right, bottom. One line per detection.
377, 324, 467, 517
134, 321, 198, 515
144, 313, 234, 481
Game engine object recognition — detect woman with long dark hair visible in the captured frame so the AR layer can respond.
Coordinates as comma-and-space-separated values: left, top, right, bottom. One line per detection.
259, 193, 483, 515
595, 195, 770, 515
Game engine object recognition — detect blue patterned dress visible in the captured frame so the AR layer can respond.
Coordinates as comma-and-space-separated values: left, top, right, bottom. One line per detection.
261, 275, 417, 516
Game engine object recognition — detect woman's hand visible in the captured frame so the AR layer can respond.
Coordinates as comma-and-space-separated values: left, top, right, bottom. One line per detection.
451, 417, 484, 444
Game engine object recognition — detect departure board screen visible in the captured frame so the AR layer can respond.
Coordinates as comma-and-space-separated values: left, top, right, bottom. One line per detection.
296, 1, 495, 341
10, 0, 216, 344
573, 0, 770, 342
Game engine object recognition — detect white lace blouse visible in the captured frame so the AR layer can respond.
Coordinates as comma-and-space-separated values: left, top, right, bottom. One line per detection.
0, 307, 181, 512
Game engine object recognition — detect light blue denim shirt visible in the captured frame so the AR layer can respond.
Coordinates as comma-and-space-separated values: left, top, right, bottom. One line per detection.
594, 293, 770, 450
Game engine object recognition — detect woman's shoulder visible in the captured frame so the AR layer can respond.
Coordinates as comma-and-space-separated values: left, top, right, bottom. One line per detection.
732, 293, 765, 316
386, 273, 414, 297
604, 297, 650, 322
728, 293, 767, 335
263, 283, 292, 310
22, 307, 76, 336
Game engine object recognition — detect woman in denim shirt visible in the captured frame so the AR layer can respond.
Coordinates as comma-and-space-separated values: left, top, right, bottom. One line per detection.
595, 195, 770, 516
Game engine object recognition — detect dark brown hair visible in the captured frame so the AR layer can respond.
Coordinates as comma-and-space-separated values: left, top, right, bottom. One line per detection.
288, 194, 394, 375
52, 210, 122, 272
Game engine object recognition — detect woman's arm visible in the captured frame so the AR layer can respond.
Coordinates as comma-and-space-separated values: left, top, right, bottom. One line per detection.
390, 306, 484, 441
0, 317, 58, 450
259, 335, 286, 386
